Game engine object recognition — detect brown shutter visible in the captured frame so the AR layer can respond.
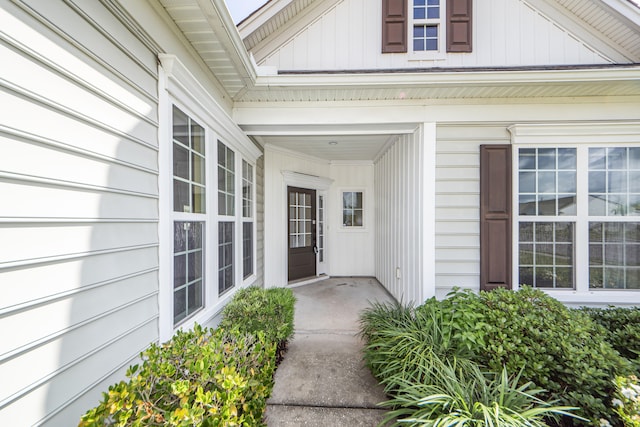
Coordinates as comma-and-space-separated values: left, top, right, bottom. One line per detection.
382, 0, 407, 53
480, 145, 512, 291
447, 0, 472, 52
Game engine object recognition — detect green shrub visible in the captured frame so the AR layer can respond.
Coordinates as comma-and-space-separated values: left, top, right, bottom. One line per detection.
580, 306, 640, 368
79, 325, 275, 427
612, 375, 640, 427
446, 287, 632, 425
220, 287, 296, 349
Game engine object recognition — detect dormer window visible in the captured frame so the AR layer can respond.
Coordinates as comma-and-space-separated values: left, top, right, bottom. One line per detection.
412, 0, 442, 52
382, 0, 472, 54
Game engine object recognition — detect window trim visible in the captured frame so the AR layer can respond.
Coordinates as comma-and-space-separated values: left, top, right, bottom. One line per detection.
158, 55, 261, 342
340, 189, 367, 230
509, 122, 640, 303
409, 0, 447, 60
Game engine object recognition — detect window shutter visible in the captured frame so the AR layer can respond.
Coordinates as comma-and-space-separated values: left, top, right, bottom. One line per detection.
447, 0, 472, 52
382, 0, 407, 53
480, 145, 512, 291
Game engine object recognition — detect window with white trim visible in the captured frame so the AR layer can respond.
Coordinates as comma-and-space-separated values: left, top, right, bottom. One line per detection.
411, 0, 443, 53
172, 105, 205, 325
342, 191, 364, 227
218, 141, 235, 295
242, 160, 254, 279
517, 146, 640, 290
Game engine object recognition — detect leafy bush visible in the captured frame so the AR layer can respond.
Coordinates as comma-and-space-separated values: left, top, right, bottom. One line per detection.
79, 325, 275, 426
220, 287, 296, 349
612, 375, 640, 427
580, 306, 640, 368
445, 287, 631, 425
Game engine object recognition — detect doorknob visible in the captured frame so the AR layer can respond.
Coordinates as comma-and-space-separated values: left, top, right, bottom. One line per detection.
313, 245, 319, 254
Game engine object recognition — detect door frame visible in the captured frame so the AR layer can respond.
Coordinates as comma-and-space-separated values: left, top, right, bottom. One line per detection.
281, 171, 333, 283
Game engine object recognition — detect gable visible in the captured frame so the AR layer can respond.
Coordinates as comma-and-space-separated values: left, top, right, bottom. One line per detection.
243, 0, 639, 71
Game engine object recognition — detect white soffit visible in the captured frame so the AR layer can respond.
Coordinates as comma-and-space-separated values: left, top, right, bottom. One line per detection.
158, 0, 256, 99
237, 67, 640, 102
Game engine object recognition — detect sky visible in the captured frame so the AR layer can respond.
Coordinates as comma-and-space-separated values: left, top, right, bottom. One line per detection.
224, 0, 268, 24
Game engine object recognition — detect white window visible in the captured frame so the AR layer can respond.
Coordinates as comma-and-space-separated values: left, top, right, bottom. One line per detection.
242, 160, 254, 279
411, 0, 444, 54
342, 191, 364, 227
218, 141, 235, 295
172, 106, 206, 325
516, 145, 640, 291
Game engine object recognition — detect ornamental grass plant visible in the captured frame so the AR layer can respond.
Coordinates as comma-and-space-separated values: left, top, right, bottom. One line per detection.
360, 288, 633, 426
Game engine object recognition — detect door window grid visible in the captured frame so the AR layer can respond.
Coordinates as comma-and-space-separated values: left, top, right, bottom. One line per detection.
173, 106, 205, 213
318, 195, 325, 263
173, 222, 204, 324
289, 192, 312, 248
342, 191, 364, 227
218, 221, 234, 295
218, 141, 235, 216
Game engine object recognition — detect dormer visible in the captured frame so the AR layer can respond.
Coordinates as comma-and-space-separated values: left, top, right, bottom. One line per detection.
382, 0, 472, 57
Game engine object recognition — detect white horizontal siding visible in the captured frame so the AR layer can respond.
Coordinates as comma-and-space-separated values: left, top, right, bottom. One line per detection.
434, 125, 510, 296
255, 0, 613, 71
0, 0, 160, 425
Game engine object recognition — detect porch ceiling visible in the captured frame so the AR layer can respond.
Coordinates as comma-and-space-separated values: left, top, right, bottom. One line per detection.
243, 123, 418, 161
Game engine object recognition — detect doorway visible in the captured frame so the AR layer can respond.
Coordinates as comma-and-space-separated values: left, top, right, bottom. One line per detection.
288, 186, 317, 281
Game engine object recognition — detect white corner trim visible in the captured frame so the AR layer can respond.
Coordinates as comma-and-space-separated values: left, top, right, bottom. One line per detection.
282, 170, 333, 190
158, 54, 262, 161
508, 121, 640, 145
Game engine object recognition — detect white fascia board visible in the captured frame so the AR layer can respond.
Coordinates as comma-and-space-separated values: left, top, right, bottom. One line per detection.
254, 67, 640, 89
241, 123, 420, 136
199, 0, 258, 83
238, 0, 296, 37
509, 121, 640, 145
601, 0, 640, 28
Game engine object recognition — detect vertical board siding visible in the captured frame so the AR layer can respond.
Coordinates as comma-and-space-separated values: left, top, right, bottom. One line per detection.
328, 163, 375, 276
256, 0, 612, 70
374, 129, 424, 304
0, 1, 159, 425
434, 125, 510, 298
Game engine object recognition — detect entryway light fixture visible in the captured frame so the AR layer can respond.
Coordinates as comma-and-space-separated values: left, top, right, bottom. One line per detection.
328, 141, 338, 145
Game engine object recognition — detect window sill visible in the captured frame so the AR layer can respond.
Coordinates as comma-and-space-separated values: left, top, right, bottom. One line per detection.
534, 288, 640, 307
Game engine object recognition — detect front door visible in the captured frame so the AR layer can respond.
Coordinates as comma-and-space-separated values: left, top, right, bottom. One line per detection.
288, 186, 317, 281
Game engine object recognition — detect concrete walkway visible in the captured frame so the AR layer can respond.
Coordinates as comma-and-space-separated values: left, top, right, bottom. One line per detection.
265, 277, 395, 426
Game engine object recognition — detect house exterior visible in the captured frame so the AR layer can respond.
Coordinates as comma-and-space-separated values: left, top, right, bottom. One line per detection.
0, 0, 638, 425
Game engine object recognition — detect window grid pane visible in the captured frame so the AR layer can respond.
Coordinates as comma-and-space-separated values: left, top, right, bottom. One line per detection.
518, 148, 576, 216
589, 147, 640, 216
413, 0, 439, 19
589, 222, 640, 289
173, 221, 204, 325
173, 106, 205, 214
413, 24, 438, 51
519, 222, 575, 289
242, 160, 253, 218
243, 222, 253, 279
218, 141, 235, 216
218, 222, 234, 295
342, 192, 364, 227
